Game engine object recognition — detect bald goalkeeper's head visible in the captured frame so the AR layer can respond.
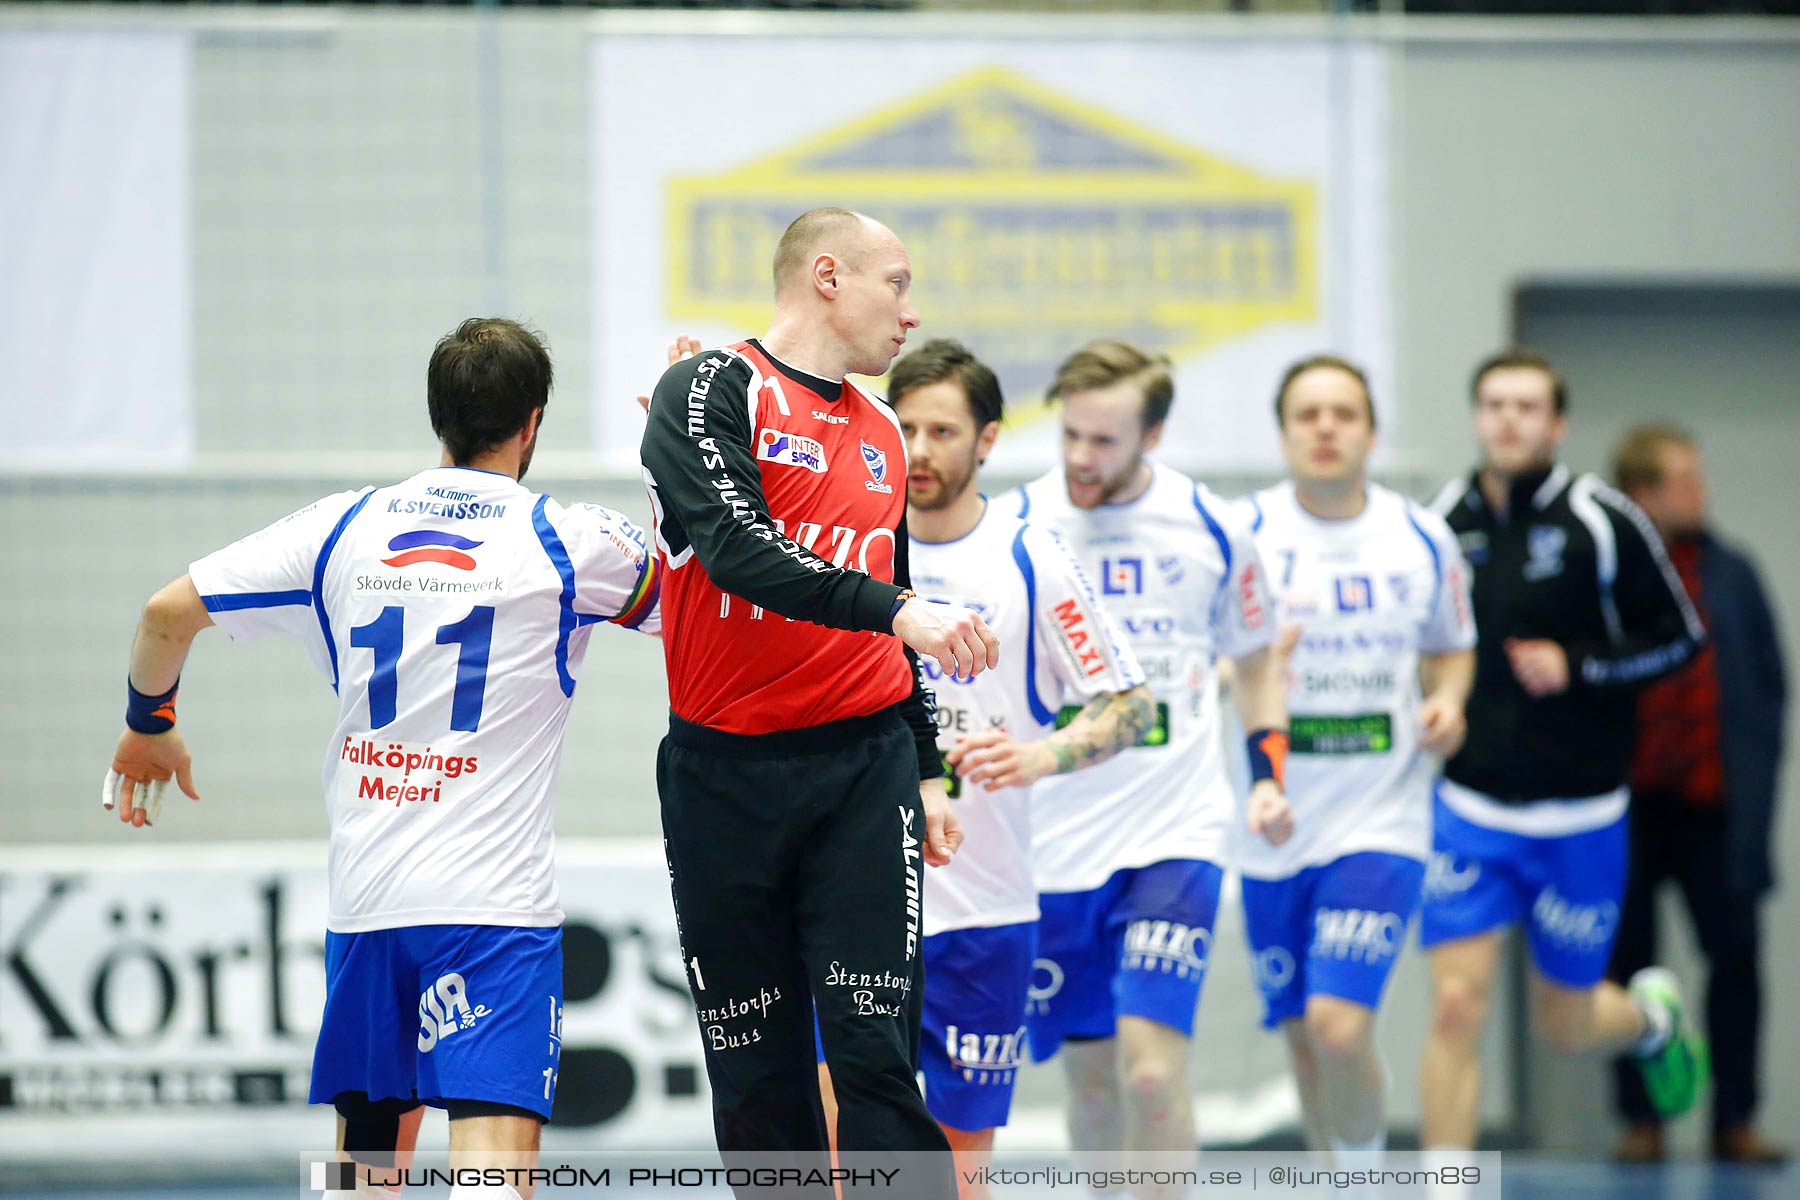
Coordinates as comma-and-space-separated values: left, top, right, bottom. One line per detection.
767, 208, 919, 379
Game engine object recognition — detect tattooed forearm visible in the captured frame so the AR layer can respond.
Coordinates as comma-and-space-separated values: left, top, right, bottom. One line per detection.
1047, 685, 1155, 775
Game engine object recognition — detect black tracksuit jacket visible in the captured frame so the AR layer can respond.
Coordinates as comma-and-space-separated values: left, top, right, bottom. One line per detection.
1432, 463, 1706, 803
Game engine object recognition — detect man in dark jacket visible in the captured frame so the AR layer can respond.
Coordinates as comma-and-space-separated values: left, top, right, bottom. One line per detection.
1608, 424, 1788, 1165
1421, 349, 1710, 1151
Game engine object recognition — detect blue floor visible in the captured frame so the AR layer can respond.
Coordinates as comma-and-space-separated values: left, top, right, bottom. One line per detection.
9, 1160, 1797, 1200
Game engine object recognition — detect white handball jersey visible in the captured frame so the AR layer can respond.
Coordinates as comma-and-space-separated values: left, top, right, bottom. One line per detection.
187, 466, 660, 933
1234, 482, 1475, 879
911, 503, 1144, 936
1007, 462, 1275, 893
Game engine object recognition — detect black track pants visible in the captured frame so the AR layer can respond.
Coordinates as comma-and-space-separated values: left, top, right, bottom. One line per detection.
658, 706, 953, 1176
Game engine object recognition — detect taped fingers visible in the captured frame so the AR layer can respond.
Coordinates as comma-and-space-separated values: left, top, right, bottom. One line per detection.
102, 769, 120, 811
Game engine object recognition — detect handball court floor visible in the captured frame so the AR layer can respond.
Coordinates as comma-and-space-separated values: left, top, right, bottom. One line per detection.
11, 1160, 1798, 1200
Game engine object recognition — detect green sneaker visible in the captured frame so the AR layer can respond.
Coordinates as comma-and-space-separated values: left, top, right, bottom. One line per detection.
1630, 967, 1709, 1119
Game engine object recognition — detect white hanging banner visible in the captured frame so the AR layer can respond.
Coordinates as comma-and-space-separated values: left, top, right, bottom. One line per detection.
590, 31, 1390, 473
0, 31, 194, 472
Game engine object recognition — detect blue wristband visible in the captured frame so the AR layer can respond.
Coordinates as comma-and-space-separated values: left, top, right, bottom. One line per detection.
1245, 728, 1289, 788
889, 588, 916, 625
126, 678, 179, 735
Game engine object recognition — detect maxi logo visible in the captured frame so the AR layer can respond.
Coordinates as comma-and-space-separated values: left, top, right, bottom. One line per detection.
1122, 919, 1209, 978
755, 429, 828, 473
1312, 908, 1405, 963
944, 1023, 1029, 1084
1238, 562, 1267, 628
1051, 598, 1108, 678
417, 972, 492, 1052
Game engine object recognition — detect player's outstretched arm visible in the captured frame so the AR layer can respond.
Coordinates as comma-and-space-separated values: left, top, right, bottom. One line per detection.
104, 575, 213, 829
1233, 629, 1298, 847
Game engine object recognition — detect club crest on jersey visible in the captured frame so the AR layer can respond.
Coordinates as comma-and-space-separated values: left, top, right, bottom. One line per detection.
757, 429, 828, 473
1524, 524, 1567, 581
860, 440, 893, 494
382, 530, 482, 571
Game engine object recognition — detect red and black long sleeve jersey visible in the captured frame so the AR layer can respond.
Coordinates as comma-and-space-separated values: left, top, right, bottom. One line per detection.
639, 340, 939, 770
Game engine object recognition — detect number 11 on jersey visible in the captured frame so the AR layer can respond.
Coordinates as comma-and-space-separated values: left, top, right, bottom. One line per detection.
350, 605, 495, 732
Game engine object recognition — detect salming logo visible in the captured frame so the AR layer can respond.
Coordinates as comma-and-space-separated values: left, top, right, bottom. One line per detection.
900, 806, 922, 960
417, 972, 492, 1052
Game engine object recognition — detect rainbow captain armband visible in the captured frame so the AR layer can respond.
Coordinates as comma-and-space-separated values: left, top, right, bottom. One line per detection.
1245, 728, 1289, 789
126, 678, 180, 735
610, 554, 661, 630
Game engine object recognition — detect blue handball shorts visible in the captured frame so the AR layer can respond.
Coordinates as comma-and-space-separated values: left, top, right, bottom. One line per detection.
309, 923, 563, 1120
1240, 852, 1425, 1029
1027, 859, 1224, 1062
1419, 791, 1628, 988
917, 921, 1037, 1133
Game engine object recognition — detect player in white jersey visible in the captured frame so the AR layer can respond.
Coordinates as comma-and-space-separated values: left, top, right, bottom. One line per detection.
809, 339, 1152, 1196
1006, 340, 1294, 1175
101, 320, 659, 1200
1234, 356, 1475, 1162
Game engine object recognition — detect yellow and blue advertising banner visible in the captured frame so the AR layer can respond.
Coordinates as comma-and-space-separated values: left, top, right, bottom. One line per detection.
591, 32, 1389, 473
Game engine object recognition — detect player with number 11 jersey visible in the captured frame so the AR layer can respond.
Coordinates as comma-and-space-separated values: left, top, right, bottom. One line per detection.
104, 321, 659, 1166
